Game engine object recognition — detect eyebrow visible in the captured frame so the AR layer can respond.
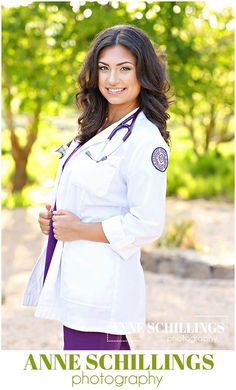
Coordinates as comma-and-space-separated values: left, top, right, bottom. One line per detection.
98, 61, 134, 66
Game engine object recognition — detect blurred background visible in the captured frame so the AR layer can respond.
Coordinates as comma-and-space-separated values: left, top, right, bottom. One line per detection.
1, 0, 234, 350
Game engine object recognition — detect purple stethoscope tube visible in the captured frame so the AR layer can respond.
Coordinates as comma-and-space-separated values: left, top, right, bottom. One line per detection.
107, 107, 141, 141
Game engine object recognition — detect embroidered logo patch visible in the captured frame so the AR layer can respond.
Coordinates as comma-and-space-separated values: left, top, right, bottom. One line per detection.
151, 147, 168, 172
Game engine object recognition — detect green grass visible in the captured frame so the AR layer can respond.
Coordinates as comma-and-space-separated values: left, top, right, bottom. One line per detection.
167, 145, 234, 201
156, 218, 200, 250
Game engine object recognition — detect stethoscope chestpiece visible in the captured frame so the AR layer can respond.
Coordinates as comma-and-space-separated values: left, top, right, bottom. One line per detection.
55, 144, 68, 159
85, 150, 108, 163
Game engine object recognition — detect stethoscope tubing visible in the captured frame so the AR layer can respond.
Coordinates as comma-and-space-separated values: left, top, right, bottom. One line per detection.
107, 107, 141, 141
56, 107, 142, 161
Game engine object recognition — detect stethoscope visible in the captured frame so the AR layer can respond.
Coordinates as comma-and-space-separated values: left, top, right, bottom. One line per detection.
55, 107, 142, 163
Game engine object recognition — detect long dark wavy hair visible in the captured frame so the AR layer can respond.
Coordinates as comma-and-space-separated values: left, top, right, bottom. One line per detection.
76, 24, 173, 145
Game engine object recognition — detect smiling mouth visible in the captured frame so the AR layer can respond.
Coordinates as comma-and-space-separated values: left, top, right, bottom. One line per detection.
106, 88, 126, 94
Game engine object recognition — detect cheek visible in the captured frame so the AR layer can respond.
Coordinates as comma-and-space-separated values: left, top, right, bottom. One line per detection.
127, 71, 140, 91
135, 82, 141, 95
130, 76, 141, 95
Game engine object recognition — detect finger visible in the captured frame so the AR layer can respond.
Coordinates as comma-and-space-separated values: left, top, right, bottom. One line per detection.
52, 214, 62, 223
45, 204, 52, 211
39, 215, 51, 224
53, 209, 68, 216
52, 215, 56, 222
42, 229, 50, 235
38, 217, 50, 226
39, 210, 51, 219
41, 224, 50, 233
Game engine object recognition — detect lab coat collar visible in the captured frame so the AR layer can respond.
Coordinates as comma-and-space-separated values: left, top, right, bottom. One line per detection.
76, 107, 141, 154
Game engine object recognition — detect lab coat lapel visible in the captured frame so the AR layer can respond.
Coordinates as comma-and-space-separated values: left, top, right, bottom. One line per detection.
50, 141, 78, 207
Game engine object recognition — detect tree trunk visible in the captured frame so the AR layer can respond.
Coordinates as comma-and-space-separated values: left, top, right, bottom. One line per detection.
183, 116, 200, 157
3, 62, 41, 192
204, 104, 215, 153
11, 153, 28, 192
11, 104, 41, 192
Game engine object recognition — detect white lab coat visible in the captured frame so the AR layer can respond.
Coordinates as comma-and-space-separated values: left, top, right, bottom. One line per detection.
23, 108, 169, 334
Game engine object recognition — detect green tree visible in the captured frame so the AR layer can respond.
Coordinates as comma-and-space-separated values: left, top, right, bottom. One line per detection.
127, 1, 234, 156
169, 3, 233, 156
169, 3, 234, 156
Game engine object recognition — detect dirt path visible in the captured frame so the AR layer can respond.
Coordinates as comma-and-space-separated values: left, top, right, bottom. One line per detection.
165, 198, 234, 264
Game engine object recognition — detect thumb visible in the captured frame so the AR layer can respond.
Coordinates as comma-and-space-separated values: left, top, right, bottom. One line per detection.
45, 204, 51, 211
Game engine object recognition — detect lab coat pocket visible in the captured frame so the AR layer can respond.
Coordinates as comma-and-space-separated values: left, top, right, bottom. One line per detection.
71, 152, 121, 197
61, 241, 118, 308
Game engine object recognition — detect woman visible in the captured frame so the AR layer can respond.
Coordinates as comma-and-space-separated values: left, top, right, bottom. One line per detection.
23, 24, 172, 350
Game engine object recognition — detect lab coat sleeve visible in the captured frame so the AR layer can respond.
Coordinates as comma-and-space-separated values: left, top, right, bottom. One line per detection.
102, 138, 169, 261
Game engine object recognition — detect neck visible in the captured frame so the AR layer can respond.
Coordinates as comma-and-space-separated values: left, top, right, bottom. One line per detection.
107, 102, 139, 126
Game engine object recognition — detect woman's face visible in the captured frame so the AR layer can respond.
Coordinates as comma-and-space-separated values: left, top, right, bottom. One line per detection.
98, 44, 141, 110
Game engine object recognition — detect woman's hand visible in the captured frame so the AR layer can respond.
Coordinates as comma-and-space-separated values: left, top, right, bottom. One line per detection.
38, 204, 52, 235
52, 210, 81, 241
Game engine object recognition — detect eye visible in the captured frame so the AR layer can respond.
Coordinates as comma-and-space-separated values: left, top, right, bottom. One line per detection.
98, 65, 109, 71
121, 66, 131, 71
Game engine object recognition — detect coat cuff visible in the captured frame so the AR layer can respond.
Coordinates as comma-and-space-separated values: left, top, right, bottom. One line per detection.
102, 216, 139, 261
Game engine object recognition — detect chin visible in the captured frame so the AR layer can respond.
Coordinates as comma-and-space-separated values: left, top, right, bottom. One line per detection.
106, 94, 130, 103
110, 102, 130, 108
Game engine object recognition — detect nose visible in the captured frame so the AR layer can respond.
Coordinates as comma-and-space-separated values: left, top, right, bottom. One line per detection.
107, 69, 119, 85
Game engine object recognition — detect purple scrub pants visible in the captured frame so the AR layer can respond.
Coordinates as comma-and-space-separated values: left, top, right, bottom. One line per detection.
43, 143, 131, 350
63, 326, 131, 350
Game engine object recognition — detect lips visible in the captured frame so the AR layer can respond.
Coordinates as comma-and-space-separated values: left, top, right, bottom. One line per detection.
106, 88, 126, 94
